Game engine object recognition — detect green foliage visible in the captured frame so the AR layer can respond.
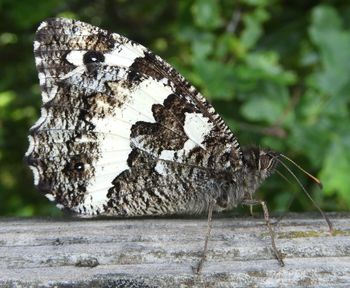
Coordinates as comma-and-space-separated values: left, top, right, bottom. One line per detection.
0, 0, 349, 216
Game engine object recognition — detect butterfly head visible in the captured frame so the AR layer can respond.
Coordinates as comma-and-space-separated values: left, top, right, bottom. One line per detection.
241, 146, 280, 195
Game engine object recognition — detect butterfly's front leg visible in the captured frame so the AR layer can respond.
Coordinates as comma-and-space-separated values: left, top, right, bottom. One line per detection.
242, 199, 285, 267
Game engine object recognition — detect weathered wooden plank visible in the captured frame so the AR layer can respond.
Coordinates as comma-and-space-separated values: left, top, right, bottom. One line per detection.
0, 214, 349, 287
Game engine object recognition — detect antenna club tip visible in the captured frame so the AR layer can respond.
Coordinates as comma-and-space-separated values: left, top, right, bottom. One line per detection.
325, 219, 333, 235
280, 153, 323, 186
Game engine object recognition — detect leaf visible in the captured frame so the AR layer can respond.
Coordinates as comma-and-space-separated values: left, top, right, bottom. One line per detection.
193, 59, 236, 100
320, 137, 350, 205
0, 91, 15, 108
240, 83, 288, 123
191, 32, 215, 60
240, 8, 269, 49
309, 5, 350, 96
192, 0, 223, 29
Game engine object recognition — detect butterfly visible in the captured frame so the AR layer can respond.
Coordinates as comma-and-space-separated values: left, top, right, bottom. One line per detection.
26, 18, 287, 271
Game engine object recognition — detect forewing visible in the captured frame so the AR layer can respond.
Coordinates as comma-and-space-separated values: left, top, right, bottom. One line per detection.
26, 18, 242, 216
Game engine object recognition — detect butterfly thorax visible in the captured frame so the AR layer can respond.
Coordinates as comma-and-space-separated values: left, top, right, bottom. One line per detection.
212, 146, 279, 212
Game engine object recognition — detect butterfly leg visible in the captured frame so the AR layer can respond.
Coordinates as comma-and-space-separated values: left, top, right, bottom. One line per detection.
242, 199, 285, 267
194, 199, 215, 274
249, 193, 254, 217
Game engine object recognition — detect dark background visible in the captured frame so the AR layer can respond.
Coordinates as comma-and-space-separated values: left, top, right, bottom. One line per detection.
0, 0, 349, 216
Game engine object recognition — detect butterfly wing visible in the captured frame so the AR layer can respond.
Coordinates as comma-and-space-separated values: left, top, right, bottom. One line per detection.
26, 18, 243, 216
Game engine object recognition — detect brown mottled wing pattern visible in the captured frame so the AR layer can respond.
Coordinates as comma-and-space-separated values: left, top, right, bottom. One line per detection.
25, 18, 243, 216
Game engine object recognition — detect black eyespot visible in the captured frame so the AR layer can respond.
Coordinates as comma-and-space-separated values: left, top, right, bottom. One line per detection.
83, 51, 105, 64
74, 162, 85, 172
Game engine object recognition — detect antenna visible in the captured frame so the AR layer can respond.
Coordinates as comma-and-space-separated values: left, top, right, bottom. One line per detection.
276, 158, 333, 234
276, 169, 294, 186
280, 154, 323, 188
274, 170, 297, 223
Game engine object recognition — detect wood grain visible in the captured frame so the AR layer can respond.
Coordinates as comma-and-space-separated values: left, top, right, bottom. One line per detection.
0, 214, 349, 287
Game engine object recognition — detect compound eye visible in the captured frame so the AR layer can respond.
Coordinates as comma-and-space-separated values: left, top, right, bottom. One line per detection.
260, 154, 272, 170
83, 51, 105, 64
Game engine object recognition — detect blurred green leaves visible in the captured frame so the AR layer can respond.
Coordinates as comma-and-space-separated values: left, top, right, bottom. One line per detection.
241, 7, 269, 49
305, 5, 350, 209
0, 0, 349, 216
192, 0, 223, 29
321, 139, 350, 204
